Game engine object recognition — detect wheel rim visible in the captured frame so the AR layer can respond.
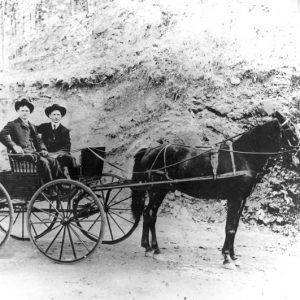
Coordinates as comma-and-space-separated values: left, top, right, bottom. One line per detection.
0, 183, 13, 247
27, 179, 105, 263
87, 174, 138, 244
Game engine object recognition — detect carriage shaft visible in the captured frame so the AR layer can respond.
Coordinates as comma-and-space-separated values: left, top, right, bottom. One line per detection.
94, 170, 252, 191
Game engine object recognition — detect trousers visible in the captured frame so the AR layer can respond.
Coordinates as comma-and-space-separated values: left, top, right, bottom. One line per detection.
37, 155, 65, 183
52, 153, 79, 179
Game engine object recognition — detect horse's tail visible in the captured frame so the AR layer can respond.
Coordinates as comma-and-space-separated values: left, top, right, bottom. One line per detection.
131, 148, 147, 221
131, 189, 146, 222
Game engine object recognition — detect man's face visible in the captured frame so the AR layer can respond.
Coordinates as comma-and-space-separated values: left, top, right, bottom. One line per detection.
17, 106, 31, 121
49, 110, 62, 123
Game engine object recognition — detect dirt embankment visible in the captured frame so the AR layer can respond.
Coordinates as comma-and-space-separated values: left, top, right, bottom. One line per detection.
1, 0, 300, 232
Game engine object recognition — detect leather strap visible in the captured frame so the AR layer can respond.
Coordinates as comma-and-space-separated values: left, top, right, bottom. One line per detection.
227, 141, 236, 175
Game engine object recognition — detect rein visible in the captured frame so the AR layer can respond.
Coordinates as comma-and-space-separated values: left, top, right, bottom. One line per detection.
85, 144, 298, 177
78, 118, 300, 177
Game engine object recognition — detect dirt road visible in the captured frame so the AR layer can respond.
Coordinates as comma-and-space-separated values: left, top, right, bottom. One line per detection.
0, 211, 299, 300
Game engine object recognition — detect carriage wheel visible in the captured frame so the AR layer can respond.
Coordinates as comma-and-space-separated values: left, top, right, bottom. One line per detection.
84, 173, 139, 244
0, 198, 29, 241
0, 183, 13, 248
27, 179, 105, 263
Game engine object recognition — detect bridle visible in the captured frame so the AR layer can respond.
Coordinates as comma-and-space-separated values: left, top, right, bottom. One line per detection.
279, 118, 300, 165
280, 118, 300, 147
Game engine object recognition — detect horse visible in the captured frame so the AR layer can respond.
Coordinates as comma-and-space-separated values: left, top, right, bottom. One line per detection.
131, 112, 300, 267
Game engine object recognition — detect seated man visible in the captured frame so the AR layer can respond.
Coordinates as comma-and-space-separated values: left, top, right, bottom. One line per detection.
37, 104, 77, 178
0, 98, 65, 184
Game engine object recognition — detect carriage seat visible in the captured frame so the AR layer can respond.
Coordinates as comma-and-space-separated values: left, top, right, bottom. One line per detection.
8, 154, 38, 175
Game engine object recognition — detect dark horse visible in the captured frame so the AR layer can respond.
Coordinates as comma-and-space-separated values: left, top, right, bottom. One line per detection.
131, 112, 300, 266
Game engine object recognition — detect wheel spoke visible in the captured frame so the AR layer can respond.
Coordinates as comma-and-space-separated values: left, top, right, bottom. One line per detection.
109, 210, 135, 224
107, 211, 125, 235
105, 190, 112, 205
106, 195, 132, 208
59, 226, 67, 260
68, 222, 99, 239
31, 221, 38, 236
68, 224, 91, 252
0, 215, 8, 223
87, 214, 101, 231
107, 188, 122, 206
32, 206, 63, 221
56, 198, 66, 218
32, 211, 55, 229
45, 225, 64, 253
106, 212, 114, 241
33, 223, 62, 241
13, 212, 20, 225
67, 225, 77, 260
66, 199, 72, 218
41, 193, 64, 219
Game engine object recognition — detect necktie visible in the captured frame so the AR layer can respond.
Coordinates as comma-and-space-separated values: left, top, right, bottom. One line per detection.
53, 125, 56, 140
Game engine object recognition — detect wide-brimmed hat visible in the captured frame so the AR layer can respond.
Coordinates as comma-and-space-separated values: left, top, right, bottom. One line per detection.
15, 98, 34, 113
45, 104, 67, 117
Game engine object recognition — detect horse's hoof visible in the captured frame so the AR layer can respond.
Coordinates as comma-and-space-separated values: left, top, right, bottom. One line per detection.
234, 260, 242, 267
223, 262, 236, 271
145, 250, 154, 258
153, 253, 165, 261
230, 254, 238, 261
223, 261, 237, 270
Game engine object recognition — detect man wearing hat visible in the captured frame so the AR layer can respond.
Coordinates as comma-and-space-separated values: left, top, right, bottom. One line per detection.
37, 104, 76, 178
0, 98, 64, 183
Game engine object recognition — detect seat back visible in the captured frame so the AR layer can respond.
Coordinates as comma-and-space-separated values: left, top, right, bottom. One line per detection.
8, 154, 38, 174
5, 154, 40, 199
81, 147, 106, 178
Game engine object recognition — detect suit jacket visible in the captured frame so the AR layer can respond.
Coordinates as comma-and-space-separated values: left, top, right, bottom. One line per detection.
37, 122, 71, 153
0, 118, 46, 153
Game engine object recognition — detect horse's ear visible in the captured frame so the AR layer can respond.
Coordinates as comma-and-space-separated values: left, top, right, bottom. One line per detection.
272, 111, 286, 124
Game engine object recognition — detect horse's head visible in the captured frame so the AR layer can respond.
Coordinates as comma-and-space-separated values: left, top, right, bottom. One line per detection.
273, 111, 300, 166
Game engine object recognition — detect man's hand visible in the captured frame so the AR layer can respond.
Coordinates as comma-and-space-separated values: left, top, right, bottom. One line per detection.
13, 145, 24, 154
40, 150, 48, 157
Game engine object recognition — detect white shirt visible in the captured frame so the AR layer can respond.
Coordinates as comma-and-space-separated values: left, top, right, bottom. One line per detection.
51, 122, 60, 130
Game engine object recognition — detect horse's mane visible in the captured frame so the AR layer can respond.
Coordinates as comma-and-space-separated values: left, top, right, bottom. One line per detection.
233, 119, 280, 150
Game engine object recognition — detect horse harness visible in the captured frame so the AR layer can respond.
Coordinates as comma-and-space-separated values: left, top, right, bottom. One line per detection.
147, 143, 238, 182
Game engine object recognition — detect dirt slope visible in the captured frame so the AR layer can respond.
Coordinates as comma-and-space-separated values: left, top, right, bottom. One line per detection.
0, 0, 300, 231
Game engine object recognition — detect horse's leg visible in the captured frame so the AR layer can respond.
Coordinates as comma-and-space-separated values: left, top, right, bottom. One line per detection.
148, 190, 167, 255
141, 191, 152, 254
222, 197, 242, 266
230, 197, 247, 261
142, 189, 167, 257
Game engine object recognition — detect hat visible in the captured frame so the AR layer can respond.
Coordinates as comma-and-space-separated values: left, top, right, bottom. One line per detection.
15, 98, 34, 113
45, 104, 67, 117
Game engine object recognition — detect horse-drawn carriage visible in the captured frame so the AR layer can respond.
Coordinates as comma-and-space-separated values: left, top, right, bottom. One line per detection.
0, 147, 138, 263
0, 112, 299, 266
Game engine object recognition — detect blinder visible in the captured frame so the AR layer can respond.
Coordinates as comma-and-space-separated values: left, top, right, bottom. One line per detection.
279, 118, 300, 166
279, 118, 300, 148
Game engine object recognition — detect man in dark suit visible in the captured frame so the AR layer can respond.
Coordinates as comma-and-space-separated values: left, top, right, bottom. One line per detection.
37, 104, 77, 178
0, 98, 64, 183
